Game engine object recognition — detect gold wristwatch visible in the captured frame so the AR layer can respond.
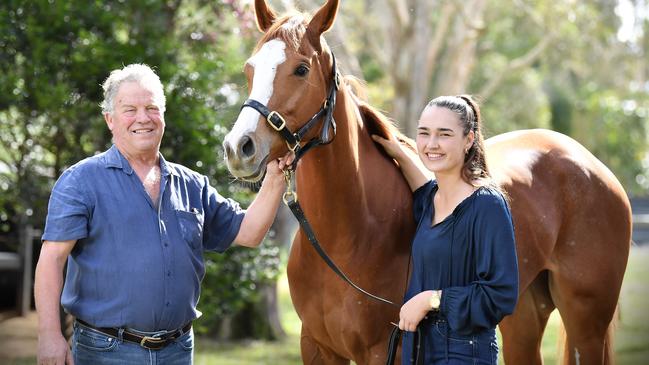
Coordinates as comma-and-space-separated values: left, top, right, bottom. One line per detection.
429, 290, 441, 311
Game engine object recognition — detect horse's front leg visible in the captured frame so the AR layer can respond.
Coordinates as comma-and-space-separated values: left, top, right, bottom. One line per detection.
300, 325, 350, 365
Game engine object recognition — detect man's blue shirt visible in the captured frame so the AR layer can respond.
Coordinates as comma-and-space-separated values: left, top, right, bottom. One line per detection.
42, 145, 245, 331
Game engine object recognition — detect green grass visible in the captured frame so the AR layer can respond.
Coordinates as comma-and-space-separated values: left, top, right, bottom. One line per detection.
196, 245, 649, 365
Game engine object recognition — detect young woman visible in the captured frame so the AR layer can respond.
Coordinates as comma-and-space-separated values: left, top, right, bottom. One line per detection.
373, 95, 518, 364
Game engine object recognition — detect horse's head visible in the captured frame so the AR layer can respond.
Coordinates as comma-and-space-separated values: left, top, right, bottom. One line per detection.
223, 0, 340, 181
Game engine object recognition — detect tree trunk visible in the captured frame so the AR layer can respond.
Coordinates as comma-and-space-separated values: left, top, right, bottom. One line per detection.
432, 0, 486, 97
387, 1, 458, 136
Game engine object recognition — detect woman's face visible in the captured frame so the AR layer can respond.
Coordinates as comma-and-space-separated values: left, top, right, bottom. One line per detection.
415, 106, 474, 177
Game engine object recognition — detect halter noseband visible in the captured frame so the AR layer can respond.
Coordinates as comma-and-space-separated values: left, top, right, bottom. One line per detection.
240, 53, 341, 167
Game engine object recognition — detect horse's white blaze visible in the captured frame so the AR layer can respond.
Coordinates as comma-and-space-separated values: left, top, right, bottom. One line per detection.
226, 39, 287, 146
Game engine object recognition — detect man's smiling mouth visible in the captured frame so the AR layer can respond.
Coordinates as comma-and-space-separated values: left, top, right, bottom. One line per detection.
132, 129, 154, 134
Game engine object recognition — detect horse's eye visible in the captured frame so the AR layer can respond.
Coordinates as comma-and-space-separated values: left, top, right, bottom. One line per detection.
294, 64, 309, 77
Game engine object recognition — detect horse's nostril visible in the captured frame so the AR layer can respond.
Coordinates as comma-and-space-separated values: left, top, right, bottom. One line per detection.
239, 135, 256, 158
224, 141, 234, 159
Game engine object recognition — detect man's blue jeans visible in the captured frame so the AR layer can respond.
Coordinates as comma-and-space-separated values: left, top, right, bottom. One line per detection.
72, 321, 193, 364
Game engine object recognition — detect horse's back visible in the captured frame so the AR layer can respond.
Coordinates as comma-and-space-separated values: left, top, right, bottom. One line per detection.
488, 131, 631, 364
485, 129, 631, 288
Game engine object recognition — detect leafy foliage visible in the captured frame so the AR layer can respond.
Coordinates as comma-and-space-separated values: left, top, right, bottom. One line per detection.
0, 0, 281, 336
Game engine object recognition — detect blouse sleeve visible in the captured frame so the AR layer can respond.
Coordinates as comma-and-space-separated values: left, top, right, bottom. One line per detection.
412, 180, 436, 223
440, 191, 519, 334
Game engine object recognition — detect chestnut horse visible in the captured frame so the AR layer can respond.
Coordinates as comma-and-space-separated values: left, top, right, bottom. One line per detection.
222, 1, 632, 364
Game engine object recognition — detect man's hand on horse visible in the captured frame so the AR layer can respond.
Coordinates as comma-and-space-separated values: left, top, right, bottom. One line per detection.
266, 151, 295, 177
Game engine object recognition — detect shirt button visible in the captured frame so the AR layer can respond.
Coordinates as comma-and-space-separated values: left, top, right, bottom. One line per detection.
166, 302, 170, 307
164, 242, 169, 247
167, 271, 171, 276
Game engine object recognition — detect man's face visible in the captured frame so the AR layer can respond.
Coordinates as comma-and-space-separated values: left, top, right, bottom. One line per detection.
104, 81, 165, 159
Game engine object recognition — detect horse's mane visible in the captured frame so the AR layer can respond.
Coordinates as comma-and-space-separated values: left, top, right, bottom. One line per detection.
344, 75, 415, 152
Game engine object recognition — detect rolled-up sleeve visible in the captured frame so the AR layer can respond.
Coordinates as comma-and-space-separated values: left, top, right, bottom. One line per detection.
42, 168, 91, 242
201, 177, 245, 253
440, 193, 518, 334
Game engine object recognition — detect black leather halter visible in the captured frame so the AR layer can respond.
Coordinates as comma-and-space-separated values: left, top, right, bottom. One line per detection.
241, 53, 340, 168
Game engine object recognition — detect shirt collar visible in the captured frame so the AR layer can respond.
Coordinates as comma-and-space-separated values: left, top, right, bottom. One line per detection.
103, 145, 179, 177
159, 153, 179, 177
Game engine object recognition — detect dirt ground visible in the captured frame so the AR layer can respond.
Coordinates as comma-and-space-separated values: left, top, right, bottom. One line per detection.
0, 311, 38, 361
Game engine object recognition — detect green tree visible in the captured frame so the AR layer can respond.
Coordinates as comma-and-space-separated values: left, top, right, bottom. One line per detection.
298, 0, 649, 195
0, 0, 283, 339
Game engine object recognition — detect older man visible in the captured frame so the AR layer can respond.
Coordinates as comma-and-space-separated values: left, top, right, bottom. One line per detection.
35, 64, 291, 365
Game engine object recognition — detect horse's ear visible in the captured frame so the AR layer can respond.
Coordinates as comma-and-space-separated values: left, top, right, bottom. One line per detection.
254, 0, 277, 32
306, 0, 339, 52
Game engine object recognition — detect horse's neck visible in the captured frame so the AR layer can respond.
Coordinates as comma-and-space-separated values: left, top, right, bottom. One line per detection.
296, 90, 386, 218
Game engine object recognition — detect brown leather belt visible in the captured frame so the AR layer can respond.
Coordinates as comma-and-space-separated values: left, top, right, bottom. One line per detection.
76, 319, 192, 350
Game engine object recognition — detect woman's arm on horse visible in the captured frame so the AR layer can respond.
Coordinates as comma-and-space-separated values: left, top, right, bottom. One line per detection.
372, 134, 431, 191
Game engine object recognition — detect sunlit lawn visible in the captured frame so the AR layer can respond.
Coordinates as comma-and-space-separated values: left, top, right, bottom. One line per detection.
195, 245, 649, 365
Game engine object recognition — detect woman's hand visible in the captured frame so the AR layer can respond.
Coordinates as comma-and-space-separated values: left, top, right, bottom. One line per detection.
398, 290, 433, 332
372, 134, 406, 160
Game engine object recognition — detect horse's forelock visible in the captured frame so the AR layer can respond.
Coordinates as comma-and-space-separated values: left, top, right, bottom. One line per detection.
255, 13, 309, 53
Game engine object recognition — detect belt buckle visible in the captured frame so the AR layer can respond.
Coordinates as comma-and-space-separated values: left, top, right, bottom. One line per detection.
140, 335, 166, 349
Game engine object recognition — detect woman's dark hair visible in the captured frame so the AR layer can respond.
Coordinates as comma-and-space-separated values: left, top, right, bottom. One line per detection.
426, 95, 489, 185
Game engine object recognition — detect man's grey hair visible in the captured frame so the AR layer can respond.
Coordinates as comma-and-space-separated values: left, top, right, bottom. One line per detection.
100, 64, 166, 115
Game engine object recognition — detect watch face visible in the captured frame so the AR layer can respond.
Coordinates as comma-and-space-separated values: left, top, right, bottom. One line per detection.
430, 293, 440, 310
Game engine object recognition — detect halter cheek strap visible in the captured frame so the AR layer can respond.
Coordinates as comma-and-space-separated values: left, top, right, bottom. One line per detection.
241, 99, 300, 151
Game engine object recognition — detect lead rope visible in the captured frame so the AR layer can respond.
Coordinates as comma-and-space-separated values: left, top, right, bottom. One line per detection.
281, 169, 398, 307
281, 169, 423, 364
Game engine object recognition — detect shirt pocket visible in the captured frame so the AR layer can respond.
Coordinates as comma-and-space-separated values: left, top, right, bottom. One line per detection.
175, 209, 204, 249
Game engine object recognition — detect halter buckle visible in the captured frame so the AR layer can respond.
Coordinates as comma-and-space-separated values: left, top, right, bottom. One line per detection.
267, 111, 286, 131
